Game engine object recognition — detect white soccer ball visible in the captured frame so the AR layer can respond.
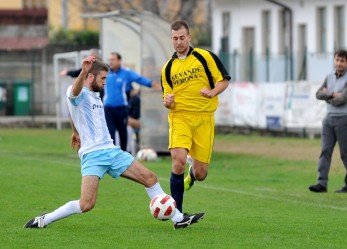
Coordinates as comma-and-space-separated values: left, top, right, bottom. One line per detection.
136, 148, 158, 161
149, 194, 177, 221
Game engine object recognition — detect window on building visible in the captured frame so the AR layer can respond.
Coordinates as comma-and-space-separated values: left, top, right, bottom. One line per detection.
221, 12, 230, 72
278, 9, 286, 54
221, 12, 230, 51
317, 7, 327, 53
220, 12, 230, 52
335, 6, 345, 50
298, 24, 307, 80
262, 10, 271, 55
222, 12, 230, 39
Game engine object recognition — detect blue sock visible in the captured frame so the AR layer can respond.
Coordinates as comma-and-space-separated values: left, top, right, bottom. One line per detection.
170, 172, 184, 212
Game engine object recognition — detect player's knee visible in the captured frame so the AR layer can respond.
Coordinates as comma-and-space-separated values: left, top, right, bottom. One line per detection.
79, 200, 95, 212
194, 171, 207, 181
172, 158, 186, 174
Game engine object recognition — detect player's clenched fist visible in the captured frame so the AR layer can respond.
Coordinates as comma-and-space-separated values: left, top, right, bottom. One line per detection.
163, 94, 175, 109
81, 56, 96, 73
200, 87, 215, 98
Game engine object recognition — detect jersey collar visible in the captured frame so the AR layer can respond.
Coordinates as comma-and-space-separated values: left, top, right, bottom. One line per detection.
83, 86, 100, 97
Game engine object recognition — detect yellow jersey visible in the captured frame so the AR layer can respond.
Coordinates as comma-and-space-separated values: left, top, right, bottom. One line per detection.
161, 47, 230, 113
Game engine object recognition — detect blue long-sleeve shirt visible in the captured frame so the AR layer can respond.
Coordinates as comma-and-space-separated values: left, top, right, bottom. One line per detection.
103, 67, 152, 107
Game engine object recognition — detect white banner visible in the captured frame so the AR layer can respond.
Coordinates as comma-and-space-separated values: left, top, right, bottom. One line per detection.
231, 82, 260, 127
303, 82, 326, 129
214, 81, 326, 133
215, 85, 233, 126
258, 83, 287, 129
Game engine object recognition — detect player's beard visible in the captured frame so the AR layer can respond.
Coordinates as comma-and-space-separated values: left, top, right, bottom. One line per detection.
176, 44, 189, 55
91, 78, 103, 92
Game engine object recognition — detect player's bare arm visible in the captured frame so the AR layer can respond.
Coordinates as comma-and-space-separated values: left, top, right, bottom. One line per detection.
200, 79, 229, 98
163, 94, 175, 109
70, 120, 80, 151
71, 56, 95, 96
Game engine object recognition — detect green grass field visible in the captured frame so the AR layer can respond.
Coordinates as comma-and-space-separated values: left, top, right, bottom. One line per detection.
1, 129, 347, 248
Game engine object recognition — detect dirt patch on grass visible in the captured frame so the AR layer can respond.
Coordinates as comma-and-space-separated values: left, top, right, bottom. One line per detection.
214, 138, 341, 164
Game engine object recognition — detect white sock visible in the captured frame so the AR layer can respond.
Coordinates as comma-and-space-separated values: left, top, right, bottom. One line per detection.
43, 200, 82, 225
145, 182, 165, 200
171, 209, 184, 223
145, 182, 184, 222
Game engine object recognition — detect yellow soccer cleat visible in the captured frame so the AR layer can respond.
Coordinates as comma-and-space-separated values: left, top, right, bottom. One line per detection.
184, 166, 195, 191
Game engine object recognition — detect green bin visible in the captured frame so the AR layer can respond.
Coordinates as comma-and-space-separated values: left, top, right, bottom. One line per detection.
13, 81, 31, 116
0, 81, 6, 115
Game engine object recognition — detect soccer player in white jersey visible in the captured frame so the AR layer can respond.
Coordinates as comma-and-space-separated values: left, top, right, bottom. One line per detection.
23, 56, 204, 230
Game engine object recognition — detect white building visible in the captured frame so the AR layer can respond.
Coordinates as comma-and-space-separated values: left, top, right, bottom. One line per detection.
212, 0, 347, 83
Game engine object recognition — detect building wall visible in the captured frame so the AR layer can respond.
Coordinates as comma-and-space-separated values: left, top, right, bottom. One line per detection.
212, 0, 347, 82
48, 0, 99, 31
212, 0, 347, 55
0, 0, 22, 9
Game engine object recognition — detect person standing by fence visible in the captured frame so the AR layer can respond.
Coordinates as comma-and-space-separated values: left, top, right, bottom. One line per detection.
309, 49, 347, 193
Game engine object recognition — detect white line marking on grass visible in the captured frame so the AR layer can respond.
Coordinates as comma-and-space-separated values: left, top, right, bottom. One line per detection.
158, 178, 347, 211
0, 152, 78, 167
3, 152, 346, 211
254, 187, 277, 192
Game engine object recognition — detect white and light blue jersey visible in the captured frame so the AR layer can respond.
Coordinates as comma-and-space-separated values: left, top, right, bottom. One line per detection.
66, 85, 115, 159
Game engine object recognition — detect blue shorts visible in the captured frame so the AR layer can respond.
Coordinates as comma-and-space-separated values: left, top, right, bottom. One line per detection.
81, 147, 134, 179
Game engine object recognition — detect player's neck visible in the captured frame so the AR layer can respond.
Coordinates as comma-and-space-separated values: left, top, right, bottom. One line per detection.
176, 48, 189, 58
84, 82, 93, 92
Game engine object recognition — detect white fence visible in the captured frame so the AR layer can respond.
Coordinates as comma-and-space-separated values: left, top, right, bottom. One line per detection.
215, 81, 326, 134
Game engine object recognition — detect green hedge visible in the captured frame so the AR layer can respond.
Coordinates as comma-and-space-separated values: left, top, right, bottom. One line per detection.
50, 29, 99, 46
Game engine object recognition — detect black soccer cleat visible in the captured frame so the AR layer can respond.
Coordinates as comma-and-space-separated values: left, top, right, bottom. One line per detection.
308, 183, 327, 193
23, 214, 46, 228
174, 212, 205, 230
335, 185, 347, 193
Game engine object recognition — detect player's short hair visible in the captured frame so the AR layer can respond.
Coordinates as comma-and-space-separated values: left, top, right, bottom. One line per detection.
334, 49, 347, 60
87, 59, 109, 78
171, 20, 190, 34
110, 52, 122, 60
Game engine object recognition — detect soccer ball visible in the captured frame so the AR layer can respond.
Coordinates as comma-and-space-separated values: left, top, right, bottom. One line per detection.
149, 194, 176, 221
136, 148, 158, 161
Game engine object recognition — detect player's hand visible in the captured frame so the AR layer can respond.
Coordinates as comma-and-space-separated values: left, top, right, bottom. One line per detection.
81, 56, 96, 73
71, 132, 81, 151
59, 67, 68, 76
163, 94, 175, 108
322, 87, 329, 92
200, 88, 215, 98
333, 92, 342, 98
151, 81, 162, 91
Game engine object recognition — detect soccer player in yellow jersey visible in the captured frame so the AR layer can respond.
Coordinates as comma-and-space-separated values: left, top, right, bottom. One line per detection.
161, 20, 231, 217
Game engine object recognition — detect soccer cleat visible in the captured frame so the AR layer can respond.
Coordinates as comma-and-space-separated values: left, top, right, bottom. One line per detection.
335, 185, 347, 193
308, 183, 327, 193
173, 212, 205, 229
23, 214, 46, 228
184, 166, 195, 191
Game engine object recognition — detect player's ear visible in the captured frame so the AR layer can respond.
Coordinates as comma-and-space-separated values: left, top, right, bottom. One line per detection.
87, 72, 95, 81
